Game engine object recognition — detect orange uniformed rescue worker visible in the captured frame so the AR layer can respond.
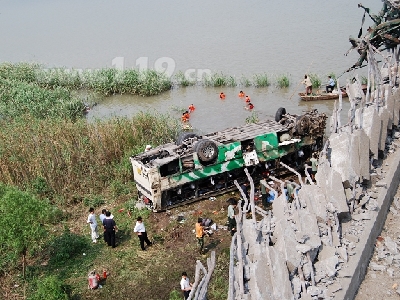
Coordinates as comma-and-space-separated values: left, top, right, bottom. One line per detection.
238, 90, 245, 98
219, 92, 226, 99
195, 218, 205, 254
181, 112, 189, 122
245, 95, 251, 103
188, 104, 195, 113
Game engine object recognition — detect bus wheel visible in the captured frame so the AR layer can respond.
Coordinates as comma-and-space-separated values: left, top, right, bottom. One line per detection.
275, 107, 286, 122
195, 140, 218, 163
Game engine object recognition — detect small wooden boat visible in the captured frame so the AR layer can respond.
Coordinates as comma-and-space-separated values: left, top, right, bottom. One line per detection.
299, 84, 368, 101
299, 89, 347, 101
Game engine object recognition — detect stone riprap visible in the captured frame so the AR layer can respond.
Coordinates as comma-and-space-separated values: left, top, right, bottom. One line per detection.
228, 66, 400, 298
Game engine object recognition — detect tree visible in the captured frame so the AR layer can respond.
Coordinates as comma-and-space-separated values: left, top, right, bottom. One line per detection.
0, 183, 51, 277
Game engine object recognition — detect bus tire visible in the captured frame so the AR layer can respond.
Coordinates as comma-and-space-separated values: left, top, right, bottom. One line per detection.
275, 107, 286, 122
195, 140, 218, 163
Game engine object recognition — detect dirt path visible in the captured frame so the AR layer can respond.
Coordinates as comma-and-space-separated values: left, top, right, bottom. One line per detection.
356, 185, 400, 299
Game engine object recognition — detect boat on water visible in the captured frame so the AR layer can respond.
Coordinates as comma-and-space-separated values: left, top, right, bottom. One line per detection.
299, 84, 367, 101
299, 89, 347, 101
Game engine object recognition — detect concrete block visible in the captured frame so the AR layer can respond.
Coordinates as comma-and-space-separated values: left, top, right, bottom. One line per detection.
330, 132, 352, 184
394, 90, 400, 125
354, 129, 371, 181
386, 92, 395, 128
379, 108, 390, 151
328, 170, 349, 216
298, 185, 327, 223
275, 219, 302, 275
315, 255, 338, 278
272, 194, 288, 221
319, 244, 336, 261
293, 209, 321, 261
267, 246, 295, 300
248, 245, 275, 299
362, 105, 381, 159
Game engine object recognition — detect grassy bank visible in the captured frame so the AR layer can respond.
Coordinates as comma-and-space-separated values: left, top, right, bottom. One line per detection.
0, 112, 180, 204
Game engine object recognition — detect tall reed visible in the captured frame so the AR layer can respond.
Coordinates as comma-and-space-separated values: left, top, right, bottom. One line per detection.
0, 62, 172, 97
0, 78, 86, 120
253, 73, 270, 87
276, 74, 290, 88
0, 113, 180, 203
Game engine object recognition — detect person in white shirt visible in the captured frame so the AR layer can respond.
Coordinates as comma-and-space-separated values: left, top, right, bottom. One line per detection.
87, 207, 99, 243
99, 209, 114, 224
180, 272, 192, 299
133, 216, 152, 251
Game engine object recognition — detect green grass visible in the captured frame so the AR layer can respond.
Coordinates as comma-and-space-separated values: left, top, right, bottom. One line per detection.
253, 73, 270, 87
276, 74, 290, 88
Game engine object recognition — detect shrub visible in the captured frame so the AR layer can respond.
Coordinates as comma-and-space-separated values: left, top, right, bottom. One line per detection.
83, 195, 105, 208
169, 289, 183, 300
28, 275, 70, 300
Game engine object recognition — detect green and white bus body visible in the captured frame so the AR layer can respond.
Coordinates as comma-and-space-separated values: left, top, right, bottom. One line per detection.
130, 109, 327, 211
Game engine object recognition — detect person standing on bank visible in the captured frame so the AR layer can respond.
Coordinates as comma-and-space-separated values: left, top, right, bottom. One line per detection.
87, 207, 99, 243
310, 153, 319, 181
103, 211, 117, 248
133, 216, 152, 251
180, 272, 193, 300
195, 218, 205, 255
227, 198, 238, 236
302, 74, 313, 95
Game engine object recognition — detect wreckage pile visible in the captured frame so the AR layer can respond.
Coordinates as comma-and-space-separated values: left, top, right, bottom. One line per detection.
228, 51, 400, 300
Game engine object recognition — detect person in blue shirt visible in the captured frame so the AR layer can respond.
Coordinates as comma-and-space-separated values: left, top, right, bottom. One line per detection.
326, 76, 336, 93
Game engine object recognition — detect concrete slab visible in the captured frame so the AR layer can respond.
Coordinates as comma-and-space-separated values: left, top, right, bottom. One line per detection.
379, 108, 390, 151
298, 185, 327, 223
330, 132, 352, 183
361, 105, 381, 159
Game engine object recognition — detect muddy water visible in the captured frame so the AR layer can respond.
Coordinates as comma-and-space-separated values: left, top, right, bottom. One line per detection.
1, 0, 382, 132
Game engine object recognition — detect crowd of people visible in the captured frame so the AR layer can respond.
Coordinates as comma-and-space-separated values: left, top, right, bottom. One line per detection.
86, 151, 319, 296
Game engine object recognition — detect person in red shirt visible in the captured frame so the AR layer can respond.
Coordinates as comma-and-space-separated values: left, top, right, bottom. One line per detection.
219, 92, 226, 99
188, 104, 195, 113
245, 95, 251, 103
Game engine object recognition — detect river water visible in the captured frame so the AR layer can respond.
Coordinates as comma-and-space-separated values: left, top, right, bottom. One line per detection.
1, 0, 382, 133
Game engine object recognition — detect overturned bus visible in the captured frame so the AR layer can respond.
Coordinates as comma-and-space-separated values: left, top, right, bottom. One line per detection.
130, 108, 327, 211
